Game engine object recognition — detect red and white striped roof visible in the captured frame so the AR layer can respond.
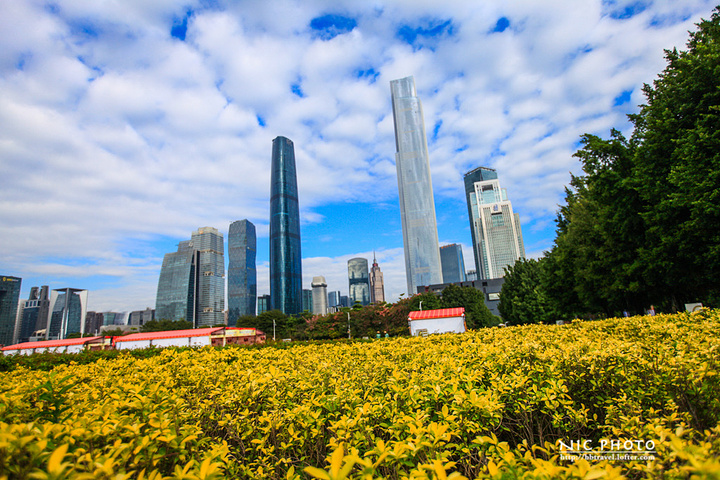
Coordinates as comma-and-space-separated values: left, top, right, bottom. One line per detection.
113, 327, 225, 343
408, 307, 465, 320
2, 336, 105, 351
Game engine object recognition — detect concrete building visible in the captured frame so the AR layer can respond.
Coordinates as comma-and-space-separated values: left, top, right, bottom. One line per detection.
390, 76, 443, 294
464, 168, 525, 279
369, 254, 385, 304
311, 276, 328, 315
16, 286, 50, 343
418, 277, 505, 317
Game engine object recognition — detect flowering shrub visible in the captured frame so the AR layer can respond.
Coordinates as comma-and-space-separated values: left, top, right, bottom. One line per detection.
1, 311, 719, 478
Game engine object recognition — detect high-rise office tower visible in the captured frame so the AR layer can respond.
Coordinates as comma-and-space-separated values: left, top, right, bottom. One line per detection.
0, 276, 22, 346
155, 227, 225, 326
269, 136, 303, 315
327, 291, 341, 308
311, 276, 328, 315
47, 288, 88, 340
17, 285, 50, 343
348, 258, 370, 306
464, 166, 499, 279
369, 254, 385, 304
228, 220, 257, 323
156, 240, 196, 323
440, 244, 467, 284
465, 172, 525, 279
390, 76, 443, 294
191, 227, 225, 327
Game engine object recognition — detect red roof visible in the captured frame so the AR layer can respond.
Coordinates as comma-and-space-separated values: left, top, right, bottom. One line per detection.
408, 307, 465, 320
113, 327, 225, 343
2, 336, 105, 351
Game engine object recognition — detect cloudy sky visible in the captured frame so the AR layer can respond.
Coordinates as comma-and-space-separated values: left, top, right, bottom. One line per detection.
0, 0, 715, 313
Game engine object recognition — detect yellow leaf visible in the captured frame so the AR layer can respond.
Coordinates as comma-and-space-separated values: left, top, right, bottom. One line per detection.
487, 461, 498, 476
47, 444, 68, 473
433, 460, 448, 480
330, 444, 345, 477
303, 466, 331, 480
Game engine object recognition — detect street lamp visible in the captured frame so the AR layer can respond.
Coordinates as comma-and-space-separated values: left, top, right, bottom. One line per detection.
347, 311, 351, 339
419, 301, 423, 311
273, 318, 276, 341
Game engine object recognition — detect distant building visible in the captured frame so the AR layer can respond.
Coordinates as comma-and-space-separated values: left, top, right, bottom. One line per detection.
17, 286, 50, 343
155, 227, 225, 327
440, 244, 467, 284
129, 308, 155, 326
85, 311, 104, 336
390, 76, 443, 294
464, 168, 525, 279
369, 254, 385, 304
348, 258, 370, 306
311, 276, 328, 315
47, 288, 88, 340
328, 291, 341, 308
257, 295, 270, 315
228, 220, 257, 323
302, 289, 313, 313
340, 295, 349, 308
269, 136, 303, 315
466, 270, 478, 282
0, 276, 22, 346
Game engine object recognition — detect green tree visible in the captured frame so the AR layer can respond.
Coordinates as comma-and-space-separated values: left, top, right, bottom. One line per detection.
440, 284, 498, 328
498, 258, 554, 325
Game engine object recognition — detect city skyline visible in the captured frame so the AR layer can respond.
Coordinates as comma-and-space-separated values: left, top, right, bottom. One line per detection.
1, 1, 714, 312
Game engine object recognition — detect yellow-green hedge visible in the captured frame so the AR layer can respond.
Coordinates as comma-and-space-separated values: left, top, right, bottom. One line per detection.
1, 311, 719, 479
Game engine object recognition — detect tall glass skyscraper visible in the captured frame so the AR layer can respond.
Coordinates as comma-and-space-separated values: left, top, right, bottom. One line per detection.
390, 76, 443, 294
440, 244, 467, 284
269, 136, 303, 315
18, 286, 50, 343
155, 227, 225, 327
466, 173, 525, 279
191, 227, 225, 327
228, 220, 257, 324
348, 258, 370, 306
0, 276, 22, 346
156, 240, 196, 323
464, 166, 498, 278
47, 288, 88, 340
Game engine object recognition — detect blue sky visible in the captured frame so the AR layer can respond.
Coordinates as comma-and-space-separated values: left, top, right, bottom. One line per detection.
0, 0, 715, 312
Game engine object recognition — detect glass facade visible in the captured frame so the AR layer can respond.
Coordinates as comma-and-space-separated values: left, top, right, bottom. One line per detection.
0, 276, 22, 346
155, 228, 225, 327
463, 166, 498, 278
47, 288, 88, 340
390, 76, 443, 294
257, 295, 270, 315
18, 285, 50, 343
228, 220, 257, 324
191, 227, 225, 328
440, 244, 467, 284
156, 240, 196, 323
469, 177, 525, 279
269, 136, 303, 315
348, 258, 370, 306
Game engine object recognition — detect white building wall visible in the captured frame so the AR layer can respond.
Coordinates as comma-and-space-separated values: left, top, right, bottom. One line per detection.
409, 316, 465, 336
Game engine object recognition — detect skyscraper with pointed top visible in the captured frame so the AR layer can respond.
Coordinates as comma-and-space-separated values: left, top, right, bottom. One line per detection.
390, 75, 443, 294
269, 136, 303, 315
369, 253, 385, 304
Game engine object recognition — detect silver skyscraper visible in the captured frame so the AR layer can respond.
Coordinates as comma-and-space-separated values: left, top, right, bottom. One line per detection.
390, 76, 443, 294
